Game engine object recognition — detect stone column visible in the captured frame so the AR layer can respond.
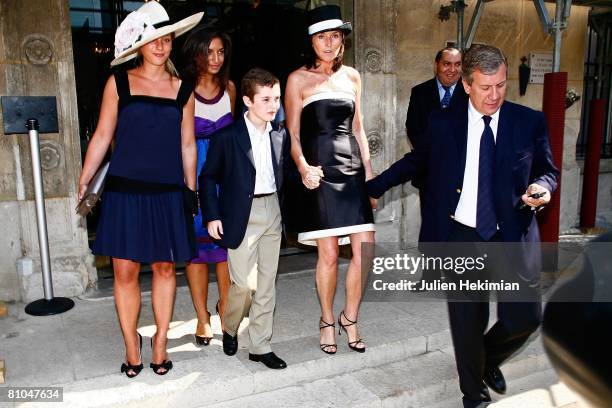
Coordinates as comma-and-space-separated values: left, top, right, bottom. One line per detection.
0, 0, 95, 302
353, 0, 407, 244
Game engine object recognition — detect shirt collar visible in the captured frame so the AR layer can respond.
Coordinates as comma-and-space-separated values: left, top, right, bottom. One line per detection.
436, 77, 457, 92
467, 99, 500, 125
244, 111, 272, 137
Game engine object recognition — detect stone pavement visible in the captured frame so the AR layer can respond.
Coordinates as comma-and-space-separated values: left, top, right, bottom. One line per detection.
0, 252, 584, 407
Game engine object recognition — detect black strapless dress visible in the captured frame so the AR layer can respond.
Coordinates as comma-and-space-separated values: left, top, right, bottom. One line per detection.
296, 93, 374, 246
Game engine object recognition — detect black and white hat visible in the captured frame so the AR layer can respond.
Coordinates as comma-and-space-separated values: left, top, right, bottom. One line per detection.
307, 5, 352, 36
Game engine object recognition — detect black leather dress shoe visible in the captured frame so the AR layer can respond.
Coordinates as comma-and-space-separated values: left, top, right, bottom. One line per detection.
248, 352, 287, 369
483, 365, 506, 394
222, 331, 238, 356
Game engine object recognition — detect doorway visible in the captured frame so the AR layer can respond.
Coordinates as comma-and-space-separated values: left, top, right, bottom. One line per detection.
69, 0, 354, 281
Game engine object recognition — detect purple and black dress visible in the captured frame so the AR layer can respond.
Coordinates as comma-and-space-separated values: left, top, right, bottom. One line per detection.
191, 87, 233, 263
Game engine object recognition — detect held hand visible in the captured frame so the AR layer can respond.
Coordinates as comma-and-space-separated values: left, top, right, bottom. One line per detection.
370, 197, 378, 211
207, 220, 223, 240
78, 184, 88, 201
300, 165, 324, 190
521, 184, 551, 209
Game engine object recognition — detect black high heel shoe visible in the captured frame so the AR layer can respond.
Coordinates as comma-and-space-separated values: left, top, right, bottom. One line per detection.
319, 318, 337, 355
338, 311, 366, 353
194, 310, 212, 346
150, 335, 173, 375
120, 333, 143, 378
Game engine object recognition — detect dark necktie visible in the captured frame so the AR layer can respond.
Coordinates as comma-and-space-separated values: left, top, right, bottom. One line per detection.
476, 115, 497, 241
441, 85, 452, 108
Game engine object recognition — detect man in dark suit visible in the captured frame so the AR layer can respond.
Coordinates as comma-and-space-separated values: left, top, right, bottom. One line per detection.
407, 48, 468, 289
367, 45, 559, 407
201, 68, 290, 370
406, 47, 467, 151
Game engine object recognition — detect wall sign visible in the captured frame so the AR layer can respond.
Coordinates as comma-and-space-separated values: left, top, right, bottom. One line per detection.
529, 52, 553, 84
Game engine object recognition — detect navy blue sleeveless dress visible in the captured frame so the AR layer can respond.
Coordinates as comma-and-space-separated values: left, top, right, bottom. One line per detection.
93, 69, 196, 263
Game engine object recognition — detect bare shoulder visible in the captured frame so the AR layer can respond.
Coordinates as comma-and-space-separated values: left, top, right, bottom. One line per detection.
227, 80, 236, 92
287, 66, 311, 84
103, 74, 119, 98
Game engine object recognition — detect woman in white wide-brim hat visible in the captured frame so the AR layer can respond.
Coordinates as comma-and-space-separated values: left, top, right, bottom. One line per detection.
78, 1, 203, 378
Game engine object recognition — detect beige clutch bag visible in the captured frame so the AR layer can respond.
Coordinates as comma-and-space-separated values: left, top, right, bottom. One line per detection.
75, 162, 110, 216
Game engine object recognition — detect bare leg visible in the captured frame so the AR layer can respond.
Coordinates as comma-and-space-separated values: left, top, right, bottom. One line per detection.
316, 237, 339, 353
341, 231, 375, 350
215, 260, 230, 331
113, 258, 142, 375
151, 261, 176, 373
185, 262, 212, 338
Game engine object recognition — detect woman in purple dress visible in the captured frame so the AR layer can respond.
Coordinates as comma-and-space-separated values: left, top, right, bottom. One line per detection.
182, 28, 236, 345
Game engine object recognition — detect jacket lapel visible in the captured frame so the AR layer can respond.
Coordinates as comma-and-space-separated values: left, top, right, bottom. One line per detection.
428, 78, 441, 109
494, 102, 512, 181
453, 104, 469, 180
269, 128, 282, 182
236, 117, 255, 169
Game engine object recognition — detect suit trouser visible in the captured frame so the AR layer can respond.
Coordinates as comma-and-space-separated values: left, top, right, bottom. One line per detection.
225, 193, 281, 354
445, 222, 542, 404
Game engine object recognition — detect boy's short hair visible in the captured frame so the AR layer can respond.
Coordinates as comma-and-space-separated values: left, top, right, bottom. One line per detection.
241, 68, 280, 101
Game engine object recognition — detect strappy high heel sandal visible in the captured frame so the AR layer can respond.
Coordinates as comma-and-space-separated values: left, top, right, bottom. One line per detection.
194, 310, 212, 346
338, 311, 366, 353
120, 332, 143, 378
150, 335, 173, 375
319, 318, 337, 355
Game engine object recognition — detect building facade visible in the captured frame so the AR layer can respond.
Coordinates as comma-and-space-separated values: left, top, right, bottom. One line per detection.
0, 0, 609, 302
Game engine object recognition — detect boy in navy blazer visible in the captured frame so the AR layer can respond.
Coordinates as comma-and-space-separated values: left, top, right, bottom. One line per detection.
200, 68, 290, 369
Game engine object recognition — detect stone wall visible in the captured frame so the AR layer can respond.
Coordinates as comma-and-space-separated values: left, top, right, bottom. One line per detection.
0, 0, 95, 302
356, 0, 590, 245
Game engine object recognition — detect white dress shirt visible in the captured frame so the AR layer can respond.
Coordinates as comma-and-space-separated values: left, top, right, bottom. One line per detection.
243, 112, 276, 195
453, 100, 500, 228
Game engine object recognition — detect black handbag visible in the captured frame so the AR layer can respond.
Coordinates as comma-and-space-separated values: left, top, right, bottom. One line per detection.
75, 162, 110, 216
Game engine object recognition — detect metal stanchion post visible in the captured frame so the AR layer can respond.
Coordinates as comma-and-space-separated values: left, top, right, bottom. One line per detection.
24, 118, 74, 316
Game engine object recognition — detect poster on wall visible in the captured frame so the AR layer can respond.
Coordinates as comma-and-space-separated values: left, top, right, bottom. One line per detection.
529, 52, 553, 84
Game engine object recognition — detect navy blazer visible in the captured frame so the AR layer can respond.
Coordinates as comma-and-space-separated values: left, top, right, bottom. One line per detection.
405, 77, 468, 148
200, 116, 291, 249
369, 100, 559, 281
405, 78, 468, 190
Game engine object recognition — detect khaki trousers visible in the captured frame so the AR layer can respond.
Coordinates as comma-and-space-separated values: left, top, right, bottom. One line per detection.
225, 193, 281, 354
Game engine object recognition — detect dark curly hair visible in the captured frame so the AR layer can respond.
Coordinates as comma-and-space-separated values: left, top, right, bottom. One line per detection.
182, 27, 232, 88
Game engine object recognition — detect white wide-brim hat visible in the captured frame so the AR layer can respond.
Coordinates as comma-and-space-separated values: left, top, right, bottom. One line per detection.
111, 1, 203, 67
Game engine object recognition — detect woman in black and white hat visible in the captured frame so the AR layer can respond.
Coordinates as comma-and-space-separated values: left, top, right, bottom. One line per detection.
78, 2, 202, 377
285, 5, 376, 355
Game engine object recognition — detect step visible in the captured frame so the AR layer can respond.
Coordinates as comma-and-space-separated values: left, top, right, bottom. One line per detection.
432, 369, 584, 408
23, 298, 451, 407
201, 335, 553, 408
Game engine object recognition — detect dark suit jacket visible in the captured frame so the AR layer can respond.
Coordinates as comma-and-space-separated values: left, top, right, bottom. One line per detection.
405, 78, 468, 190
368, 100, 559, 281
406, 77, 468, 149
200, 116, 291, 249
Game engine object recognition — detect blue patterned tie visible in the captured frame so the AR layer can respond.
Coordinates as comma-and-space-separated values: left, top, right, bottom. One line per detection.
441, 86, 452, 109
476, 115, 497, 241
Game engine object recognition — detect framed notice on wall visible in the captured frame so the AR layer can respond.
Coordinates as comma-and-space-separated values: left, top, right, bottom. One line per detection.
529, 52, 553, 84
